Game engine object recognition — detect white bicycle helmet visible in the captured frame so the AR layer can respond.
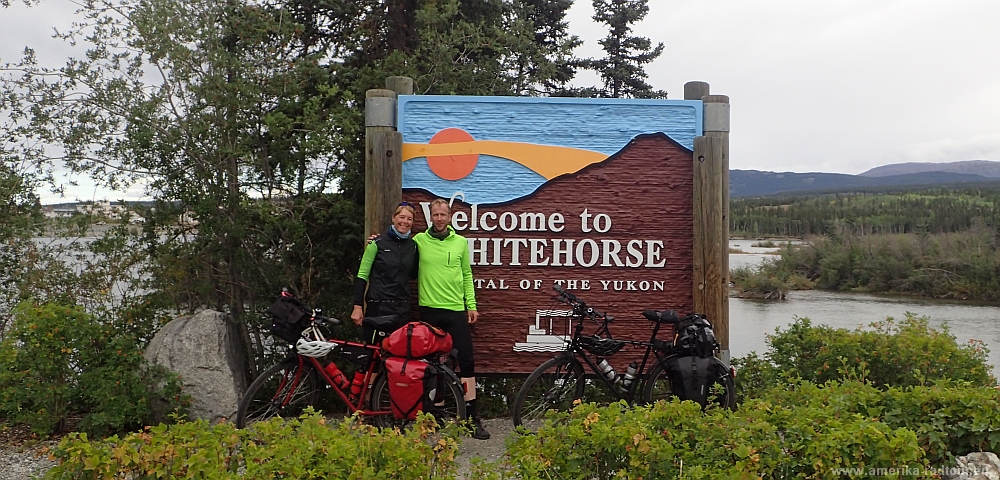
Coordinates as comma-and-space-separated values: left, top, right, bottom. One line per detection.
295, 338, 336, 358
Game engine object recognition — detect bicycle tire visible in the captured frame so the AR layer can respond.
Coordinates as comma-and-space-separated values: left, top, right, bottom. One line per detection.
369, 364, 466, 429
236, 357, 320, 428
511, 354, 586, 432
642, 355, 736, 411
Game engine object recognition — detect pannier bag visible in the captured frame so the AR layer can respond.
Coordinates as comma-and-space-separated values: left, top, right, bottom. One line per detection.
384, 357, 439, 419
673, 315, 718, 358
268, 296, 312, 344
383, 322, 453, 358
664, 355, 723, 407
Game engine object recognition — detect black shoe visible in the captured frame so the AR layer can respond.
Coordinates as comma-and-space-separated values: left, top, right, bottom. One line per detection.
470, 416, 491, 440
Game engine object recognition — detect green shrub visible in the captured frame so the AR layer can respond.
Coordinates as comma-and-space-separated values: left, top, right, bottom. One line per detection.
751, 232, 1000, 301
478, 397, 927, 479
738, 315, 994, 395
47, 411, 460, 479
759, 379, 1000, 466
0, 302, 188, 436
733, 273, 788, 299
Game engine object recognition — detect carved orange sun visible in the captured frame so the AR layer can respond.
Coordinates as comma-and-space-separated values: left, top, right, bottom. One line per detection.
426, 128, 478, 180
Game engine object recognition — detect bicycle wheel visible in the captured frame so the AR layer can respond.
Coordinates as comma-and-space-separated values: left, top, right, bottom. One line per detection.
512, 354, 585, 431
643, 355, 736, 411
369, 365, 466, 429
236, 357, 320, 428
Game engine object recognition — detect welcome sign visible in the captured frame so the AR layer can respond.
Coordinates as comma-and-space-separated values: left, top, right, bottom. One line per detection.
399, 96, 702, 373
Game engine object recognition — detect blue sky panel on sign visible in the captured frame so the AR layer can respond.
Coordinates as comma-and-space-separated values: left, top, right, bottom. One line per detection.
398, 96, 701, 152
398, 96, 701, 204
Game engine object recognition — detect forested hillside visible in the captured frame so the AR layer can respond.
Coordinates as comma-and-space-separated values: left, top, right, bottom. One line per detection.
731, 186, 1000, 237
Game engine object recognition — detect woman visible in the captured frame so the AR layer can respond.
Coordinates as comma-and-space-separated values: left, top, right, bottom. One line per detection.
351, 202, 418, 334
346, 203, 417, 402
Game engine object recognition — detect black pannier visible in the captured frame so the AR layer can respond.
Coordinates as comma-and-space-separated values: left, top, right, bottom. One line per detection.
673, 314, 717, 358
268, 296, 312, 344
664, 355, 725, 407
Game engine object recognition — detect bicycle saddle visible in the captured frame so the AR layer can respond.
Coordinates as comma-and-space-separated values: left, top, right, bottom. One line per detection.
642, 310, 679, 324
363, 315, 403, 333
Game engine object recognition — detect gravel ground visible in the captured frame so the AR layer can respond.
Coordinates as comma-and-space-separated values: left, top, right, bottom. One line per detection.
0, 444, 57, 480
454, 418, 514, 479
0, 419, 515, 479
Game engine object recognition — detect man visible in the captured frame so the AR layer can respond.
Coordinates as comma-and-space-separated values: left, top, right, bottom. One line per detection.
412, 198, 490, 440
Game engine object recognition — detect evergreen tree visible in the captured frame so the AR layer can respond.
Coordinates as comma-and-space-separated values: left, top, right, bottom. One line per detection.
579, 0, 666, 98
0, 0, 585, 369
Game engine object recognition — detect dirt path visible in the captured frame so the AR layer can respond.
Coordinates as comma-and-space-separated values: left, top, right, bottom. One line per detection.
454, 418, 514, 479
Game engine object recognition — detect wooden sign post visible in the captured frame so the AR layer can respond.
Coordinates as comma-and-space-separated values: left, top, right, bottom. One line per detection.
688, 82, 731, 365
364, 77, 413, 236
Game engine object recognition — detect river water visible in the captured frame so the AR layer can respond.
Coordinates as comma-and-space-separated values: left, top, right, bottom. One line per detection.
728, 239, 1000, 376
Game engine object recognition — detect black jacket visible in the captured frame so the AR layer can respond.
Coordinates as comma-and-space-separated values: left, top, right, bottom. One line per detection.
353, 231, 418, 311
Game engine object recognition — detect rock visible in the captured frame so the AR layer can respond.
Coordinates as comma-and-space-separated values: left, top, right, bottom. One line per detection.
942, 452, 1000, 480
144, 310, 247, 423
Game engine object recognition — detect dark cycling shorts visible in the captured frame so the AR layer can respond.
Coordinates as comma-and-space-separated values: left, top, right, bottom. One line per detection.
419, 306, 474, 376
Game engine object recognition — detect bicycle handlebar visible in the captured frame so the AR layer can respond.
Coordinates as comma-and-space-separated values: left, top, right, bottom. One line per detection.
313, 314, 341, 326
280, 288, 341, 326
552, 285, 606, 321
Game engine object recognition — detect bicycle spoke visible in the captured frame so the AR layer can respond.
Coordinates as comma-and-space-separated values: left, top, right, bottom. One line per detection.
513, 356, 584, 432
236, 359, 319, 428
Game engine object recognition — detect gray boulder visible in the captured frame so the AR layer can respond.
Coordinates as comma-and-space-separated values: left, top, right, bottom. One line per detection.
943, 452, 1000, 480
144, 310, 247, 423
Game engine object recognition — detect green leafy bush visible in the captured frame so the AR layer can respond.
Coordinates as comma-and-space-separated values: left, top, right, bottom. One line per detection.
736, 314, 994, 395
731, 265, 788, 299
47, 411, 460, 479
759, 379, 1000, 465
478, 397, 927, 479
0, 302, 187, 436
743, 231, 1000, 301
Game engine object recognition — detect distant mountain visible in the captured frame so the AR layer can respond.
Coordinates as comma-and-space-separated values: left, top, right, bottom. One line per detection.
730, 169, 998, 198
860, 160, 1000, 178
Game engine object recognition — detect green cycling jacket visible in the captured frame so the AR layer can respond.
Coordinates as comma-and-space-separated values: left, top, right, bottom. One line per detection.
412, 225, 477, 311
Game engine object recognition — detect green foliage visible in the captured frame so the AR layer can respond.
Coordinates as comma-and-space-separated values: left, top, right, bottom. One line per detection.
734, 230, 1000, 301
736, 315, 994, 394
0, 150, 45, 336
730, 263, 789, 299
47, 411, 461, 479
43, 384, 1000, 479
760, 380, 1000, 466
0, 302, 188, 436
576, 0, 666, 98
731, 187, 1000, 237
478, 396, 928, 479
3, 0, 589, 374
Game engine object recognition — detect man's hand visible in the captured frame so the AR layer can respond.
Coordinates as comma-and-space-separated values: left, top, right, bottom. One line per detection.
351, 305, 364, 326
467, 309, 479, 324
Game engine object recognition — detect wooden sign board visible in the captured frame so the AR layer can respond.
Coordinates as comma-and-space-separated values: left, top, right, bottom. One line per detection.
399, 96, 702, 374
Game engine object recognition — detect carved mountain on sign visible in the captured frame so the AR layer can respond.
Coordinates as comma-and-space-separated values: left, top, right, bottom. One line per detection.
403, 133, 695, 374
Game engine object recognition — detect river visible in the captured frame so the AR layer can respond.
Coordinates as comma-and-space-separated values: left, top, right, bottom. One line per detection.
728, 239, 1000, 376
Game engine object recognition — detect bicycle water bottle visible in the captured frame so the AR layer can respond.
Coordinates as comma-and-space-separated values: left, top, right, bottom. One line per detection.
597, 358, 618, 383
348, 371, 366, 400
621, 362, 638, 388
323, 362, 349, 390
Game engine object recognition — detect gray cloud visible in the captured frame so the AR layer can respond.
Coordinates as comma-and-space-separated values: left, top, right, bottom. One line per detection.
5, 0, 1000, 203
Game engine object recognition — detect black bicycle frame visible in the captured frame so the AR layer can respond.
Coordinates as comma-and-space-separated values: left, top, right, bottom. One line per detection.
568, 310, 674, 402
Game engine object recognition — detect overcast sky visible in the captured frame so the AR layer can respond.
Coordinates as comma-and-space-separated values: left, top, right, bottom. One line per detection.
3, 0, 1000, 203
